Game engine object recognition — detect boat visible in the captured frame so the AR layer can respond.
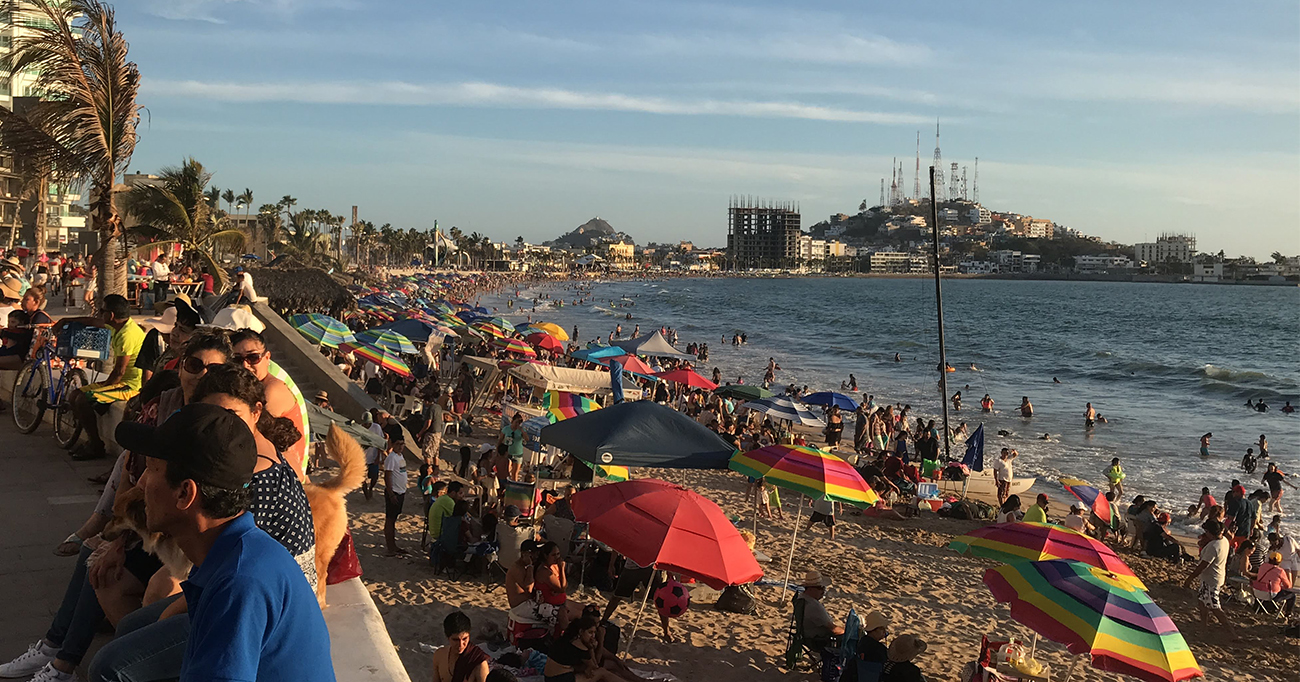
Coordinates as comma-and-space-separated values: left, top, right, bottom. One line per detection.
936, 469, 1034, 504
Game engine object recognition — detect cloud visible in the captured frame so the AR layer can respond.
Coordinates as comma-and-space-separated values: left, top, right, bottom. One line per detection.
141, 79, 935, 124
143, 0, 354, 23
637, 31, 931, 66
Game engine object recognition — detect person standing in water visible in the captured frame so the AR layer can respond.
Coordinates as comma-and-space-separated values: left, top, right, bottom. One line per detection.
1084, 402, 1096, 428
980, 394, 994, 412
950, 391, 962, 411
1106, 458, 1126, 498
1200, 433, 1212, 457
1258, 434, 1269, 459
1019, 396, 1033, 417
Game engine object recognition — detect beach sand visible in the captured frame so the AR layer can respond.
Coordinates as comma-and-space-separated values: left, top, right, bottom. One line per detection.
330, 429, 1297, 682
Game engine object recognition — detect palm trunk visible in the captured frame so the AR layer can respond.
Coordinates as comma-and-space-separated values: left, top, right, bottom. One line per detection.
34, 176, 48, 255
91, 181, 127, 305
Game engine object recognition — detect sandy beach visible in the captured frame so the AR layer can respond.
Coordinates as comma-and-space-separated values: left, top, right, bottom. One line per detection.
326, 422, 1297, 682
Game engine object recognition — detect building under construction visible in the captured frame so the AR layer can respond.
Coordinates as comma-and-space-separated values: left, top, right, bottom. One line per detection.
726, 197, 801, 269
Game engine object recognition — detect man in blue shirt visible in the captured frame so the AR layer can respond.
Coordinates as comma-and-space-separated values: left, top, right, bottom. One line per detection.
129, 402, 335, 681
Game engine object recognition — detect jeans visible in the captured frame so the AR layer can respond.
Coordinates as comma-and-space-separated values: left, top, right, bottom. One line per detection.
45, 545, 104, 667
87, 594, 188, 682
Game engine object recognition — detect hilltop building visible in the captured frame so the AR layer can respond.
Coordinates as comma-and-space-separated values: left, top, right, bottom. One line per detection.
726, 198, 800, 269
1134, 234, 1196, 264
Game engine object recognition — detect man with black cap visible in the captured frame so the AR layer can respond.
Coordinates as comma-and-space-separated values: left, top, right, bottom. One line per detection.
125, 403, 335, 680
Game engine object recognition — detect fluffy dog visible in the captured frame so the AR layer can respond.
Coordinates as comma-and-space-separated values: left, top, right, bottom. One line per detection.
102, 485, 192, 578
303, 423, 366, 607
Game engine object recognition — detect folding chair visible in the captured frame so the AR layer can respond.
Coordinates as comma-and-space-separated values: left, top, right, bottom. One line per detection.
428, 515, 466, 576
782, 593, 838, 672
542, 515, 577, 560
502, 479, 539, 518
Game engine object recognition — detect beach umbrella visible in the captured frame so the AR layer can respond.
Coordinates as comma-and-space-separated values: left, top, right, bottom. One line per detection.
802, 391, 859, 410
713, 384, 772, 401
730, 444, 878, 600
596, 465, 629, 482
373, 318, 441, 344
493, 336, 537, 357
601, 354, 656, 375
356, 329, 418, 355
1060, 477, 1114, 527
539, 401, 735, 469
571, 345, 625, 363
470, 321, 507, 339
544, 390, 602, 423
949, 522, 1145, 591
338, 341, 412, 378
481, 315, 514, 331
571, 479, 763, 589
525, 332, 564, 353
653, 368, 718, 390
532, 322, 569, 341
613, 331, 694, 359
289, 313, 356, 348
984, 559, 1202, 682
739, 396, 826, 427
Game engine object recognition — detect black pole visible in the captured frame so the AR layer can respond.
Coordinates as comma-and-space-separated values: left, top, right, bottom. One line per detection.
928, 167, 951, 461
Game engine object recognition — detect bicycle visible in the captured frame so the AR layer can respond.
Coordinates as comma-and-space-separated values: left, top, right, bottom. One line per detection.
11, 325, 92, 448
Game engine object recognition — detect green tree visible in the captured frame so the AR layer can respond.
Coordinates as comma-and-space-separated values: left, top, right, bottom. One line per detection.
122, 157, 245, 288
275, 209, 331, 266
221, 188, 235, 214
0, 0, 142, 300
256, 203, 281, 258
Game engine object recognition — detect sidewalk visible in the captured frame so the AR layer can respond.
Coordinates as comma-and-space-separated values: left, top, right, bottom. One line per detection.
0, 374, 112, 661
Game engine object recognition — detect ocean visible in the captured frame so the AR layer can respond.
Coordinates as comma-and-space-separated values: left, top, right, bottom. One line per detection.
481, 276, 1300, 520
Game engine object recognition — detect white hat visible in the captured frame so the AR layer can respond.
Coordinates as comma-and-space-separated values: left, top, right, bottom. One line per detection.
146, 305, 179, 333
207, 305, 264, 332
801, 569, 830, 588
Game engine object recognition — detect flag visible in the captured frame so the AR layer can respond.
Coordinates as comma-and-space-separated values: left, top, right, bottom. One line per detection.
961, 424, 985, 472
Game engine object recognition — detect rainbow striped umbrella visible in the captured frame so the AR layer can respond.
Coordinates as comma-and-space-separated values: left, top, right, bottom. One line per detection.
1060, 477, 1114, 527
289, 314, 356, 348
338, 341, 412, 378
984, 560, 1201, 682
471, 321, 508, 339
730, 444, 878, 507
949, 522, 1145, 591
493, 336, 537, 357
356, 329, 417, 355
596, 465, 630, 482
544, 390, 601, 423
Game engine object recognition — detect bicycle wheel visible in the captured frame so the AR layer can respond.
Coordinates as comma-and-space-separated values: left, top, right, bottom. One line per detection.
53, 368, 88, 449
11, 362, 48, 434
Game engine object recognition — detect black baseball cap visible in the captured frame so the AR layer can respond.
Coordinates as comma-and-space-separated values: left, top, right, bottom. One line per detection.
116, 403, 258, 490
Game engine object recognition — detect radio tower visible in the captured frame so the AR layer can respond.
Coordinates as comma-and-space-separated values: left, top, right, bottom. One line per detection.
931, 119, 944, 203
899, 161, 906, 201
972, 157, 979, 203
949, 162, 960, 201
913, 131, 921, 201
961, 166, 968, 200
879, 179, 885, 207
889, 162, 896, 205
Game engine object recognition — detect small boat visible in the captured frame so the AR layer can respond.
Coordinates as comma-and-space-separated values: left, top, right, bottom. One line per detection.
936, 469, 1034, 504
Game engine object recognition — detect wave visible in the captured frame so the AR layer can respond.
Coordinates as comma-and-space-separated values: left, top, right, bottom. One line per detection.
1095, 351, 1113, 357
1198, 364, 1278, 384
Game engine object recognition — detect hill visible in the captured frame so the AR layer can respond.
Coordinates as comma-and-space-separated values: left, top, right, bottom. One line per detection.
547, 217, 633, 248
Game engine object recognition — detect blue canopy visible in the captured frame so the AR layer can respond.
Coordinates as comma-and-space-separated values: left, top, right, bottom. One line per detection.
374, 318, 437, 343
802, 391, 859, 410
539, 401, 734, 469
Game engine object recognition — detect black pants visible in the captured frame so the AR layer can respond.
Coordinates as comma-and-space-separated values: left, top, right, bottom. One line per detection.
153, 281, 169, 302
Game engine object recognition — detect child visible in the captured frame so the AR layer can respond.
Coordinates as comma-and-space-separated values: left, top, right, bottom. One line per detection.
1196, 487, 1217, 520
756, 478, 772, 519
767, 482, 783, 520
1105, 458, 1125, 497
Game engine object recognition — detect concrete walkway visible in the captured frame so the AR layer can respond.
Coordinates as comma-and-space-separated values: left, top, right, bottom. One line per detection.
0, 389, 110, 662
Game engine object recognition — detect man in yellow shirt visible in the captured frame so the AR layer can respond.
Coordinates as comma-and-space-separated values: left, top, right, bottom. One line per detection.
1023, 493, 1050, 524
67, 294, 145, 460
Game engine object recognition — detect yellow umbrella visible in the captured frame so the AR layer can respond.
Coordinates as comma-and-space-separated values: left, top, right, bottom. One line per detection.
533, 322, 569, 341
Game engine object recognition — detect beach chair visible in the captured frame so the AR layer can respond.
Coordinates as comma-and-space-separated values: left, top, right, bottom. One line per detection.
428, 515, 466, 577
502, 479, 540, 518
783, 593, 838, 672
542, 515, 578, 559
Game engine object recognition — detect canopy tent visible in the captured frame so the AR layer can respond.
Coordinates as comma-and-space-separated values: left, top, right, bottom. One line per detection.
374, 318, 444, 344
613, 331, 695, 359
539, 401, 735, 469
507, 362, 642, 400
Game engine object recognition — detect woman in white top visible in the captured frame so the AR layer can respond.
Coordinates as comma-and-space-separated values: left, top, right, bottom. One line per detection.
996, 494, 1022, 524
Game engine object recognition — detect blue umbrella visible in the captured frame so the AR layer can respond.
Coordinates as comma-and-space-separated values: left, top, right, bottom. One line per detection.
802, 391, 858, 410
610, 358, 625, 404
571, 345, 627, 362
374, 318, 437, 344
961, 424, 985, 472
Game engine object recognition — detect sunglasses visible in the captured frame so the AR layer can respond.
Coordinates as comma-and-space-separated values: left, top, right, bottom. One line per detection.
231, 350, 267, 366
182, 356, 226, 375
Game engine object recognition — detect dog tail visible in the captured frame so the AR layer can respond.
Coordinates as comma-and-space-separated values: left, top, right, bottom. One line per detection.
318, 423, 367, 493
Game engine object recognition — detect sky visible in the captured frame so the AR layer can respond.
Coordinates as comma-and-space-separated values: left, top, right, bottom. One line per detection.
119, 0, 1300, 256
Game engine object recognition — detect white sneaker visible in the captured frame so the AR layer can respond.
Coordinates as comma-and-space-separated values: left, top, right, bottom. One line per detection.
0, 642, 57, 678
26, 663, 73, 682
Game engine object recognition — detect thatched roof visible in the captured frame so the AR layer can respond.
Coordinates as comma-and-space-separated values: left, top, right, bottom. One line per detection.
251, 267, 355, 317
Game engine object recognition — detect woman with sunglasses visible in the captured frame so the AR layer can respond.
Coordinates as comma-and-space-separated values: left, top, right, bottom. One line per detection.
88, 363, 317, 682
230, 329, 308, 478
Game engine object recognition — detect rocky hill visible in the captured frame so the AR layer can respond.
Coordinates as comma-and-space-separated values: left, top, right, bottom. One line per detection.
546, 217, 633, 248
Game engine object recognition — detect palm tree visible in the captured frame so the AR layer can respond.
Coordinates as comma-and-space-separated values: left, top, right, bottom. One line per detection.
122, 158, 245, 289
204, 186, 220, 209
275, 209, 331, 265
221, 188, 235, 214
0, 0, 142, 299
256, 203, 281, 258
279, 195, 296, 227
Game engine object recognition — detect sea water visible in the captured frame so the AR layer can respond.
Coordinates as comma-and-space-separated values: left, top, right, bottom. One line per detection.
482, 277, 1300, 519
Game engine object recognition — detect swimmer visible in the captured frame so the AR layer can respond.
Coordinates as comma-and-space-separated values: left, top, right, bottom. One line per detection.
1019, 396, 1034, 417
997, 429, 1013, 437
1258, 434, 1269, 458
1038, 433, 1051, 441
1199, 432, 1212, 457
969, 363, 980, 371
894, 353, 902, 362
980, 394, 994, 412
1282, 401, 1294, 414
1084, 402, 1096, 428
1053, 377, 1062, 384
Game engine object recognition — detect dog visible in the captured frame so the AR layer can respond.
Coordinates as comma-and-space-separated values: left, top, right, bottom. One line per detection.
303, 423, 367, 607
100, 485, 192, 579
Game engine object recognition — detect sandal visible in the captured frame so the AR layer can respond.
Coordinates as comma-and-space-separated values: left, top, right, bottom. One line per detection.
54, 533, 83, 557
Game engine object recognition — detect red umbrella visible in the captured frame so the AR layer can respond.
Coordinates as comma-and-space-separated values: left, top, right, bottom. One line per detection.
525, 332, 564, 353
602, 354, 656, 375
571, 479, 762, 589
653, 368, 718, 390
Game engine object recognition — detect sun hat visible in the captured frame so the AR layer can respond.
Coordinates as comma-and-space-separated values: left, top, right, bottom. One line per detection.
887, 634, 928, 663
314, 390, 330, 402
0, 273, 24, 300
861, 610, 890, 633
801, 569, 830, 588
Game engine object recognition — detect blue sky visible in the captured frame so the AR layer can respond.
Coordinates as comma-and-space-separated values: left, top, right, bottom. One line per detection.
121, 0, 1299, 256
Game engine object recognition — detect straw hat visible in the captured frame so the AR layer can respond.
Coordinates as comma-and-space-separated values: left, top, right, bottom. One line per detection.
0, 274, 24, 300
801, 569, 830, 588
314, 390, 330, 402
861, 610, 890, 633
887, 634, 928, 662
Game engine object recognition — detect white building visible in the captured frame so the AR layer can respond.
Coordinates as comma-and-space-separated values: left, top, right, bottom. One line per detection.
869, 250, 912, 273
1074, 254, 1133, 274
988, 250, 1040, 273
798, 235, 828, 262
939, 208, 959, 223
958, 260, 998, 274
967, 206, 992, 225
1134, 234, 1196, 264
1193, 263, 1223, 282
1027, 219, 1054, 239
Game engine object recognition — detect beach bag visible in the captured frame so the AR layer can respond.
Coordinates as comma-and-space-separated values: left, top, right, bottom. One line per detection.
326, 530, 363, 584
716, 583, 758, 615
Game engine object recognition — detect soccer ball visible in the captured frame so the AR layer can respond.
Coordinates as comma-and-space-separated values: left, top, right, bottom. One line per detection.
654, 579, 690, 619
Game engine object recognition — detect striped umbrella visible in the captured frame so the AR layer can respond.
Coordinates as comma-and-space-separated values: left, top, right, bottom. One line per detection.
493, 336, 537, 357
1060, 477, 1114, 527
739, 396, 826, 427
984, 559, 1201, 682
289, 314, 356, 348
653, 368, 718, 390
356, 329, 417, 355
470, 321, 508, 339
338, 341, 412, 377
544, 390, 601, 423
949, 522, 1145, 591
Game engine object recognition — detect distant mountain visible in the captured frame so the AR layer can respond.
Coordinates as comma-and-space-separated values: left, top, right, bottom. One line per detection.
547, 217, 633, 248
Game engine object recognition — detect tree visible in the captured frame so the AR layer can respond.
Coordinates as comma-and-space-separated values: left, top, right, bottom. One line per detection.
0, 0, 142, 300
221, 188, 235, 214
237, 188, 252, 218
275, 209, 331, 266
204, 186, 220, 209
1272, 251, 1286, 264
122, 157, 245, 288
256, 203, 281, 258
279, 195, 296, 227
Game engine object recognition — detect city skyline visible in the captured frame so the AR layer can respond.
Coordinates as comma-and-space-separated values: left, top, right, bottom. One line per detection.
121, 0, 1298, 257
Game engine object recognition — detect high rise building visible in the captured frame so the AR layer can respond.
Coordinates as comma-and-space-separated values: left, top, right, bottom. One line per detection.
727, 198, 801, 269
